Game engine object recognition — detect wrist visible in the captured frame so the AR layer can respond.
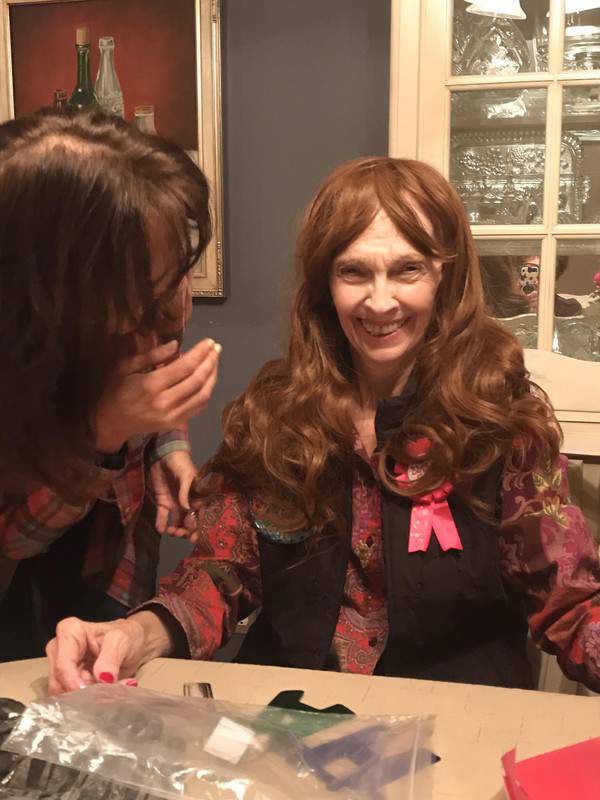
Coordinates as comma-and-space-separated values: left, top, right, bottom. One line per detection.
130, 610, 175, 662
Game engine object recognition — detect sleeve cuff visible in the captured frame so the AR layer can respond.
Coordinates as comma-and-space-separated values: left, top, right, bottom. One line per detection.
148, 429, 192, 466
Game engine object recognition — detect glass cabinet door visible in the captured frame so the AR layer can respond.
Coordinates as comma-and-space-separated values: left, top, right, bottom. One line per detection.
477, 239, 541, 349
390, 0, 600, 442
553, 240, 600, 360
453, 1, 550, 76
447, 0, 600, 367
450, 87, 548, 225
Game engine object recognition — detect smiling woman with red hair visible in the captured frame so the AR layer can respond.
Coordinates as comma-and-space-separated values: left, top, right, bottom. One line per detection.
48, 157, 600, 695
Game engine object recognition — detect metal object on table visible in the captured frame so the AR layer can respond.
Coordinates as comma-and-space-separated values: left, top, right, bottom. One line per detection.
183, 682, 214, 698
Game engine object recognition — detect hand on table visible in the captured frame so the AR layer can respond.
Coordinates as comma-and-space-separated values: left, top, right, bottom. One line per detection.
46, 611, 172, 695
94, 338, 221, 454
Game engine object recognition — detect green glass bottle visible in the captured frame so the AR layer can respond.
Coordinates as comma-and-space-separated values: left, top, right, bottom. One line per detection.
67, 27, 99, 110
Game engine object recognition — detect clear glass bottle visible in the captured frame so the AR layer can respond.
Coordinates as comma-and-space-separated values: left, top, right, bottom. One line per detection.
52, 89, 68, 112
67, 27, 99, 110
95, 36, 124, 118
134, 104, 157, 134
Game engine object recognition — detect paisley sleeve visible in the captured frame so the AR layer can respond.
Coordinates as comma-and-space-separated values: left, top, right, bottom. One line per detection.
499, 451, 600, 691
136, 488, 261, 660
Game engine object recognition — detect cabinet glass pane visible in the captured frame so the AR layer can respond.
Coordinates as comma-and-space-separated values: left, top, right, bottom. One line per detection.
476, 239, 540, 349
450, 88, 547, 225
552, 240, 600, 361
452, 1, 549, 76
561, 86, 600, 223
563, 4, 600, 71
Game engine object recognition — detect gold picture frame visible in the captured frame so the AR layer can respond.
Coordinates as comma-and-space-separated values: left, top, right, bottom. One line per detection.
0, 0, 224, 299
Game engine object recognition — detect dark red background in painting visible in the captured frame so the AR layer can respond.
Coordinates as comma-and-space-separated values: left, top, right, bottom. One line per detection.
10, 0, 198, 150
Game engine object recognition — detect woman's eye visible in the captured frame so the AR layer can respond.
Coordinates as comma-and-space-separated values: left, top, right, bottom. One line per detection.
392, 262, 425, 279
338, 265, 365, 280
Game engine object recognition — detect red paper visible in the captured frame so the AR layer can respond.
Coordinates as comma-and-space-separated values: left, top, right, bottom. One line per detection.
503, 738, 600, 800
502, 749, 530, 800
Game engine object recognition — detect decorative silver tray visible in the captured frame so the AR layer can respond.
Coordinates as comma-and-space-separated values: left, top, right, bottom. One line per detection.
451, 128, 590, 224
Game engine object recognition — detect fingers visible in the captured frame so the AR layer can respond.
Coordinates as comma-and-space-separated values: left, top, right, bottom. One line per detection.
164, 506, 186, 536
164, 507, 197, 539
151, 361, 218, 433
91, 627, 136, 683
154, 503, 170, 534
47, 617, 94, 694
167, 362, 218, 423
165, 525, 191, 538
79, 668, 96, 686
119, 678, 139, 687
120, 340, 179, 376
177, 466, 196, 509
151, 453, 197, 536
47, 617, 142, 696
166, 509, 199, 540
151, 339, 220, 393
46, 638, 66, 696
184, 508, 199, 531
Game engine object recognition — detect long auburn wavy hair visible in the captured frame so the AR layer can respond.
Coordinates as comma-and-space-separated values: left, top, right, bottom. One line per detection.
0, 107, 211, 498
198, 157, 560, 535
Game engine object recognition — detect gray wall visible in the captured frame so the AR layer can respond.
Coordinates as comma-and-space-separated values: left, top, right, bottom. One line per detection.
160, 0, 390, 575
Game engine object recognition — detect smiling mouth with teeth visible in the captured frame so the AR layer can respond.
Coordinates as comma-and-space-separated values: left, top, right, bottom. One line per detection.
358, 318, 407, 337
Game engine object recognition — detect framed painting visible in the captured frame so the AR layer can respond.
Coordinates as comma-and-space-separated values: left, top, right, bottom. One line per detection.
0, 0, 224, 299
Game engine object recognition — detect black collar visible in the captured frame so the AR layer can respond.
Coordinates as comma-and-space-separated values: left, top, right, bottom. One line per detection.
374, 372, 418, 450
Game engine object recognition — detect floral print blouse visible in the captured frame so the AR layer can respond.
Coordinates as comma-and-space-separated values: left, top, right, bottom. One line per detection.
144, 451, 600, 690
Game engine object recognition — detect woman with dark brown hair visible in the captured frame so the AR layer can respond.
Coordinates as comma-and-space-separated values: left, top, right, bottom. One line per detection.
0, 108, 220, 661
48, 157, 600, 694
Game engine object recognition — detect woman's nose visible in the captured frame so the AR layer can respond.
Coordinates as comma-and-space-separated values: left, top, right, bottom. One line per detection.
364, 280, 398, 314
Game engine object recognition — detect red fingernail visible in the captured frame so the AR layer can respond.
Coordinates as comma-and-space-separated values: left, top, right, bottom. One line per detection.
99, 672, 114, 684
125, 679, 138, 687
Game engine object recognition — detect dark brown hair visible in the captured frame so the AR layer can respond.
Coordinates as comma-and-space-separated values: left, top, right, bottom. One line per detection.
197, 157, 560, 534
0, 107, 211, 496
480, 255, 532, 318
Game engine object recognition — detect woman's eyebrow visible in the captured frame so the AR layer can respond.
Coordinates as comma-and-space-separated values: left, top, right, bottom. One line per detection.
335, 252, 426, 267
334, 257, 366, 267
390, 253, 427, 263
334, 250, 427, 266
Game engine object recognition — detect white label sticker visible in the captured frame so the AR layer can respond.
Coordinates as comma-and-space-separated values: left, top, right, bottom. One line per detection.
203, 716, 257, 765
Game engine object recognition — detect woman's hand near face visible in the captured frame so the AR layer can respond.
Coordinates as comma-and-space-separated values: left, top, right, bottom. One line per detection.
45, 611, 173, 694
94, 338, 221, 454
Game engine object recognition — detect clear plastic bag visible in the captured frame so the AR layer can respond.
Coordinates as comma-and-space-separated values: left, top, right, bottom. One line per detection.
2, 685, 435, 799
0, 696, 159, 800
0, 753, 161, 799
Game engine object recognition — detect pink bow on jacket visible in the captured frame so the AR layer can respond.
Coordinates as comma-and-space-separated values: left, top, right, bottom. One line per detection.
394, 438, 463, 553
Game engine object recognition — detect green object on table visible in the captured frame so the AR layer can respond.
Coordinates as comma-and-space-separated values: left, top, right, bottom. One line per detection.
261, 690, 354, 738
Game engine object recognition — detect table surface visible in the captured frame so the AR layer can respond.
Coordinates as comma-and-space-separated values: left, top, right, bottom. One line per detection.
1, 657, 599, 800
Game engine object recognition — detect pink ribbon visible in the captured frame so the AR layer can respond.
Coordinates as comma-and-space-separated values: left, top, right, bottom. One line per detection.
394, 458, 463, 553
407, 481, 463, 553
